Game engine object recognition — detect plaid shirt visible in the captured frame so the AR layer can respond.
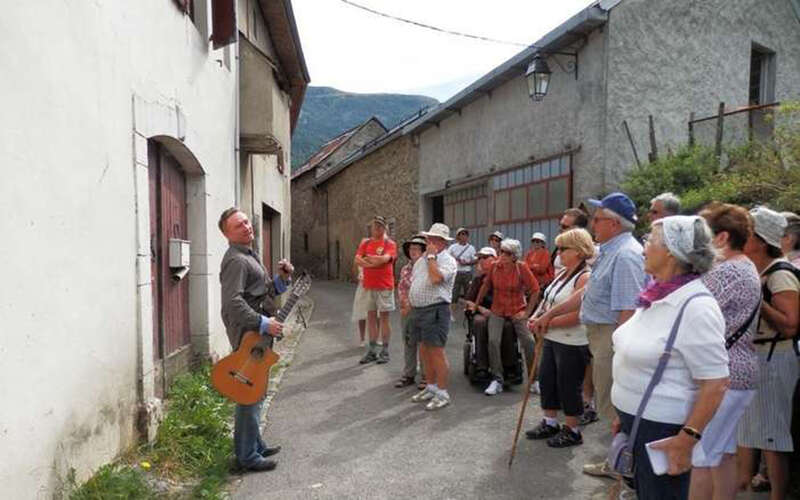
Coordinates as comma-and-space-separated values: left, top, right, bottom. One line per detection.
479, 260, 539, 317
409, 251, 457, 307
580, 232, 646, 324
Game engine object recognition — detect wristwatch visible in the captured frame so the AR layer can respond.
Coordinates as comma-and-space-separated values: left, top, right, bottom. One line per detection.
427, 254, 437, 260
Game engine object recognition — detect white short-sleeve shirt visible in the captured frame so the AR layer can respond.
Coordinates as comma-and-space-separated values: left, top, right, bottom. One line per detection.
611, 279, 729, 424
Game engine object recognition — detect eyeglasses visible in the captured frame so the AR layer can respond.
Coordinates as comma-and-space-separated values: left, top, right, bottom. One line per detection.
556, 246, 574, 252
477, 255, 491, 260
489, 237, 501, 243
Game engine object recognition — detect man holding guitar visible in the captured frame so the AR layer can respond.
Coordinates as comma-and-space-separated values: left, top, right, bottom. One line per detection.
218, 207, 293, 473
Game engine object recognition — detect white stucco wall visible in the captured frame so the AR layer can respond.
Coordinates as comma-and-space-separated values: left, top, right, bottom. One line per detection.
417, 27, 609, 206
0, 0, 239, 496
603, 0, 800, 188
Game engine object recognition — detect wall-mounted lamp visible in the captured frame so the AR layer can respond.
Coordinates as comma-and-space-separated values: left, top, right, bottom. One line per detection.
525, 51, 578, 102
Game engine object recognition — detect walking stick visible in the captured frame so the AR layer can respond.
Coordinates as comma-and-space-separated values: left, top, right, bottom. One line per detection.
508, 333, 543, 468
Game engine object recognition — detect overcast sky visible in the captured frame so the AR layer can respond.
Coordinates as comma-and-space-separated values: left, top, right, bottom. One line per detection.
292, 0, 594, 101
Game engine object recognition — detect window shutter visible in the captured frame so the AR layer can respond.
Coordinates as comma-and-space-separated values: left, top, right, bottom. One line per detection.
211, 0, 237, 50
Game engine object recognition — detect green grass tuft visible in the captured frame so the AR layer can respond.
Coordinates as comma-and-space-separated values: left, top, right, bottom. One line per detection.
69, 464, 155, 500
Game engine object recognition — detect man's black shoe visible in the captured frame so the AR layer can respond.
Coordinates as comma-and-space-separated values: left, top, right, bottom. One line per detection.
260, 446, 281, 458
246, 459, 277, 472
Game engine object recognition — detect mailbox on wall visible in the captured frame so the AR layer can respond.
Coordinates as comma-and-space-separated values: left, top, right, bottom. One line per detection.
169, 239, 191, 282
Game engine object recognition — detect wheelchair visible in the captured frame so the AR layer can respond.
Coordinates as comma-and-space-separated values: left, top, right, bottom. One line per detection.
462, 309, 524, 386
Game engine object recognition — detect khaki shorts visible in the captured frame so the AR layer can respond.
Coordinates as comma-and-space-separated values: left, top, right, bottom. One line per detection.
354, 287, 396, 314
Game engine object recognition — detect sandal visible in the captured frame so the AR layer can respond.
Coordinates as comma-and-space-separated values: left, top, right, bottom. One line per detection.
394, 376, 415, 388
417, 379, 427, 390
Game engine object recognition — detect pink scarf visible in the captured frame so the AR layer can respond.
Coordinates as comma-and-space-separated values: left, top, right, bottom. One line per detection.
636, 274, 699, 309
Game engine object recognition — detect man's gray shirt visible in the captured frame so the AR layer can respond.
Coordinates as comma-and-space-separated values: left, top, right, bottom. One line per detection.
220, 244, 279, 349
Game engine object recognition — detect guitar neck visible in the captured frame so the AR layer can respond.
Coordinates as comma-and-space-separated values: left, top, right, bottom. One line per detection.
275, 293, 300, 322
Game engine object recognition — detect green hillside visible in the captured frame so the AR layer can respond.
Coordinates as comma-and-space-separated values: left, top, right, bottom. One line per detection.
292, 86, 438, 169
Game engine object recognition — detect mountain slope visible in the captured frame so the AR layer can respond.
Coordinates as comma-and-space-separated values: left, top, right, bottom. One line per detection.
292, 86, 437, 169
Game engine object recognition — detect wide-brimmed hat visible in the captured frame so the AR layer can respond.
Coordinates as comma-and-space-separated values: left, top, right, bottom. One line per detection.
420, 223, 453, 241
402, 235, 427, 259
588, 192, 638, 224
455, 227, 469, 236
476, 247, 497, 258
371, 215, 387, 227
530, 232, 547, 243
489, 230, 504, 241
751, 206, 786, 249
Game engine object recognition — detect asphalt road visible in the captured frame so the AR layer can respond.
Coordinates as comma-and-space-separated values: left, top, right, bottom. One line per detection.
232, 280, 619, 499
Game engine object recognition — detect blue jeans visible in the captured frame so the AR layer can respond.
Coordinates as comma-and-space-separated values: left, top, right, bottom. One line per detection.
617, 409, 689, 500
234, 400, 269, 467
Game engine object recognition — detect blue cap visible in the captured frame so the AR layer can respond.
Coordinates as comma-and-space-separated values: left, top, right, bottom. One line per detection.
588, 192, 638, 223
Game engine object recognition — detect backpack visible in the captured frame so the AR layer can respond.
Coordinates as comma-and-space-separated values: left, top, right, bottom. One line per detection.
761, 261, 800, 360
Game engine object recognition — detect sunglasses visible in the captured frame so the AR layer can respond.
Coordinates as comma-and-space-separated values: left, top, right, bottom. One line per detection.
477, 255, 491, 260
556, 246, 574, 252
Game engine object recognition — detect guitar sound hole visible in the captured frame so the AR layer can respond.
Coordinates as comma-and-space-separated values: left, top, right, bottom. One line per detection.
250, 346, 264, 359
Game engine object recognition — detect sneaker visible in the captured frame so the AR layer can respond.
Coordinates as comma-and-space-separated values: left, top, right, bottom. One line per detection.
376, 350, 390, 364
411, 388, 436, 403
425, 394, 451, 411
579, 408, 599, 426
582, 459, 618, 479
529, 381, 540, 394
546, 426, 583, 448
525, 419, 560, 440
484, 380, 503, 396
359, 351, 378, 364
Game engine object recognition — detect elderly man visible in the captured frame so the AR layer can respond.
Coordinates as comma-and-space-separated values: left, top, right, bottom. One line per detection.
219, 207, 292, 473
531, 192, 646, 477
409, 223, 458, 410
649, 192, 681, 222
355, 216, 397, 365
488, 230, 504, 253
448, 227, 477, 318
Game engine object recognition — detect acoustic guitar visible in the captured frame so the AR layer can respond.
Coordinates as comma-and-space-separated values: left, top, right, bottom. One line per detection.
211, 272, 312, 405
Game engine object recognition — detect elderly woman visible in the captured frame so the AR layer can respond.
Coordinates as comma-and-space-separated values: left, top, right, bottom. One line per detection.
687, 203, 761, 500
611, 216, 729, 500
395, 235, 427, 389
472, 239, 540, 396
525, 232, 554, 289
525, 228, 594, 447
738, 207, 800, 500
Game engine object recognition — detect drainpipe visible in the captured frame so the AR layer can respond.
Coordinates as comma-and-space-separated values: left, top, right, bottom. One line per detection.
234, 9, 241, 206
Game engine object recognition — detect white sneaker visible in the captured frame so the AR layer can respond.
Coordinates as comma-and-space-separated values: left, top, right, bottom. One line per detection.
425, 394, 451, 411
411, 388, 436, 403
529, 381, 540, 395
484, 380, 503, 396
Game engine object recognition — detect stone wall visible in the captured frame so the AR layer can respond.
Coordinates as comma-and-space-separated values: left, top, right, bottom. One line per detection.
291, 119, 387, 278
325, 135, 419, 282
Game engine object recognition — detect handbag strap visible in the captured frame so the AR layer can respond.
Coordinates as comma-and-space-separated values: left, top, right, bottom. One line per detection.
627, 292, 712, 450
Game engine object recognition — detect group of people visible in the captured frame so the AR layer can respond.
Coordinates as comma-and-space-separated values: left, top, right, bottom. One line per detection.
350, 191, 800, 500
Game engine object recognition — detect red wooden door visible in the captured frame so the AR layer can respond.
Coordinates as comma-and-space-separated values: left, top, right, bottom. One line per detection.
149, 143, 191, 361
262, 210, 272, 273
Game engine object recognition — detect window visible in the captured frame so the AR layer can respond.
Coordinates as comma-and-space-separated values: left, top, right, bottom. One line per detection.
492, 155, 572, 225
443, 185, 488, 233
749, 44, 776, 105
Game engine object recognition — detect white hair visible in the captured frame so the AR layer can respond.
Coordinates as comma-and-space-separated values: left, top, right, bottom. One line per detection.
651, 192, 681, 216
602, 208, 636, 232
500, 238, 523, 260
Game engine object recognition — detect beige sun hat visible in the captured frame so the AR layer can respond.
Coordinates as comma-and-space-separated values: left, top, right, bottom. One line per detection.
420, 223, 454, 241
476, 246, 497, 257
750, 206, 787, 249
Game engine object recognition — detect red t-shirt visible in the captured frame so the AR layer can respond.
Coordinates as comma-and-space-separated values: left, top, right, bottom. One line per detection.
357, 237, 397, 290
